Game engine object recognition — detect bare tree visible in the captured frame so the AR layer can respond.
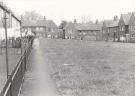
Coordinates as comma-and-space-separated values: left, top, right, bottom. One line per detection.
81, 16, 91, 23
22, 11, 42, 21
59, 20, 67, 29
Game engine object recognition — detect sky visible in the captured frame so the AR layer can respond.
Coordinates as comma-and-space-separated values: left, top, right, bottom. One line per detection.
2, 0, 135, 25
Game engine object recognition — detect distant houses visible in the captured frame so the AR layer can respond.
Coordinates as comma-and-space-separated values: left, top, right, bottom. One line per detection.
102, 16, 119, 41
126, 13, 135, 42
22, 18, 60, 39
21, 11, 135, 43
102, 12, 135, 43
63, 20, 102, 41
118, 13, 131, 42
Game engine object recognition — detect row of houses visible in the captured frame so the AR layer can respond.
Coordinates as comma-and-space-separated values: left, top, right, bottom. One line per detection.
22, 19, 103, 41
22, 17, 60, 38
102, 12, 135, 43
63, 20, 102, 41
63, 12, 135, 43
22, 12, 135, 43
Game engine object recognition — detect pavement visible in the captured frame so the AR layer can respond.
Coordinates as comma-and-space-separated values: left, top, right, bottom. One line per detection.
19, 38, 60, 96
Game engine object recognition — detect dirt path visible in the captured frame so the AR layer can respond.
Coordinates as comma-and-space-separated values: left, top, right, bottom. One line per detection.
20, 38, 60, 96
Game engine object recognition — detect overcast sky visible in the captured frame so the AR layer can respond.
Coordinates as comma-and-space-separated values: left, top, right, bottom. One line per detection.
2, 0, 135, 25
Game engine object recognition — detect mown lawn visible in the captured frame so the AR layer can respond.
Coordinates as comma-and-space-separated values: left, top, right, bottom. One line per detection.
0, 48, 21, 91
40, 39, 135, 96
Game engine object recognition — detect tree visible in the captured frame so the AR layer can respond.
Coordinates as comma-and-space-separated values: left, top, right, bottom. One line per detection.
22, 11, 42, 21
59, 20, 67, 29
81, 16, 91, 23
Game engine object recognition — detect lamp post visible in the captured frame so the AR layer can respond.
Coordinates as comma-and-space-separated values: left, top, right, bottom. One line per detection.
4, 11, 9, 79
114, 30, 116, 42
20, 16, 23, 55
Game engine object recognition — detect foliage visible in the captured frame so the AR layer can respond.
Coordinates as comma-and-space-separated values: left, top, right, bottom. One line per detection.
22, 11, 42, 21
59, 20, 67, 29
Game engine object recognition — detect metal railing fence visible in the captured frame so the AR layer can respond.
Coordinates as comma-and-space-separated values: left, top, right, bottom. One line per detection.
0, 38, 33, 96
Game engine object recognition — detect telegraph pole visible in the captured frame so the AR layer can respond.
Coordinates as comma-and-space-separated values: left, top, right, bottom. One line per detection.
4, 11, 9, 79
20, 16, 23, 55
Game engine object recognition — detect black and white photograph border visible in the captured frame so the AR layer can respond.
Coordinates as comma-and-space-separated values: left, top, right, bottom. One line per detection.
0, 0, 135, 96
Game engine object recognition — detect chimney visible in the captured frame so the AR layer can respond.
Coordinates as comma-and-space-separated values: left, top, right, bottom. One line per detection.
114, 16, 118, 21
95, 20, 99, 24
44, 16, 46, 21
74, 19, 77, 24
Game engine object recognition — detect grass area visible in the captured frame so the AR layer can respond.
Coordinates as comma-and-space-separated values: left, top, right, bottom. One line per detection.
40, 39, 135, 96
0, 48, 21, 91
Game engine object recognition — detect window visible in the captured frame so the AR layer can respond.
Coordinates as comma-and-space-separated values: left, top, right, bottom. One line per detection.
120, 26, 123, 31
48, 34, 51, 38
36, 27, 39, 31
108, 29, 109, 33
51, 29, 54, 32
121, 27, 123, 31
131, 34, 134, 38
83, 32, 86, 35
28, 28, 31, 31
68, 30, 73, 34
71, 36, 75, 39
102, 30, 105, 33
40, 27, 43, 31
65, 36, 67, 39
119, 27, 121, 31
55, 35, 58, 38
122, 26, 125, 31
48, 28, 51, 32
130, 26, 133, 31
79, 31, 82, 34
119, 26, 124, 31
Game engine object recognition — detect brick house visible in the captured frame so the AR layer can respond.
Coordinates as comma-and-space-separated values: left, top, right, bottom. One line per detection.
102, 16, 119, 41
118, 13, 132, 42
22, 19, 59, 38
63, 22, 79, 39
64, 21, 102, 40
128, 12, 135, 42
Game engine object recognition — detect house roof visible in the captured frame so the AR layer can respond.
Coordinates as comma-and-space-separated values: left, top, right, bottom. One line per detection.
103, 20, 119, 28
0, 1, 20, 22
128, 12, 135, 26
22, 20, 58, 28
64, 22, 76, 29
64, 22, 102, 31
121, 14, 132, 25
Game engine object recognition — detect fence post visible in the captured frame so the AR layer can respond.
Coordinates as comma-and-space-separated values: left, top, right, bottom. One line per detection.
9, 76, 12, 96
4, 11, 9, 79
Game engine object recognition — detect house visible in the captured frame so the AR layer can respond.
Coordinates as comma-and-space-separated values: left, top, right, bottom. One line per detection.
128, 12, 135, 42
0, 1, 21, 40
22, 18, 59, 39
63, 22, 79, 39
0, 1, 21, 48
63, 21, 102, 41
118, 13, 132, 42
102, 16, 119, 41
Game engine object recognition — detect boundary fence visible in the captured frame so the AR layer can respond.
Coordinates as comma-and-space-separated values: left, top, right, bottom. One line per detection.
0, 38, 33, 96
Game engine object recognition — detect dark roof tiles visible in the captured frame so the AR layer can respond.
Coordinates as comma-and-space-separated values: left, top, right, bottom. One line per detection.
64, 22, 102, 31
103, 19, 119, 27
22, 20, 58, 28
121, 14, 132, 25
